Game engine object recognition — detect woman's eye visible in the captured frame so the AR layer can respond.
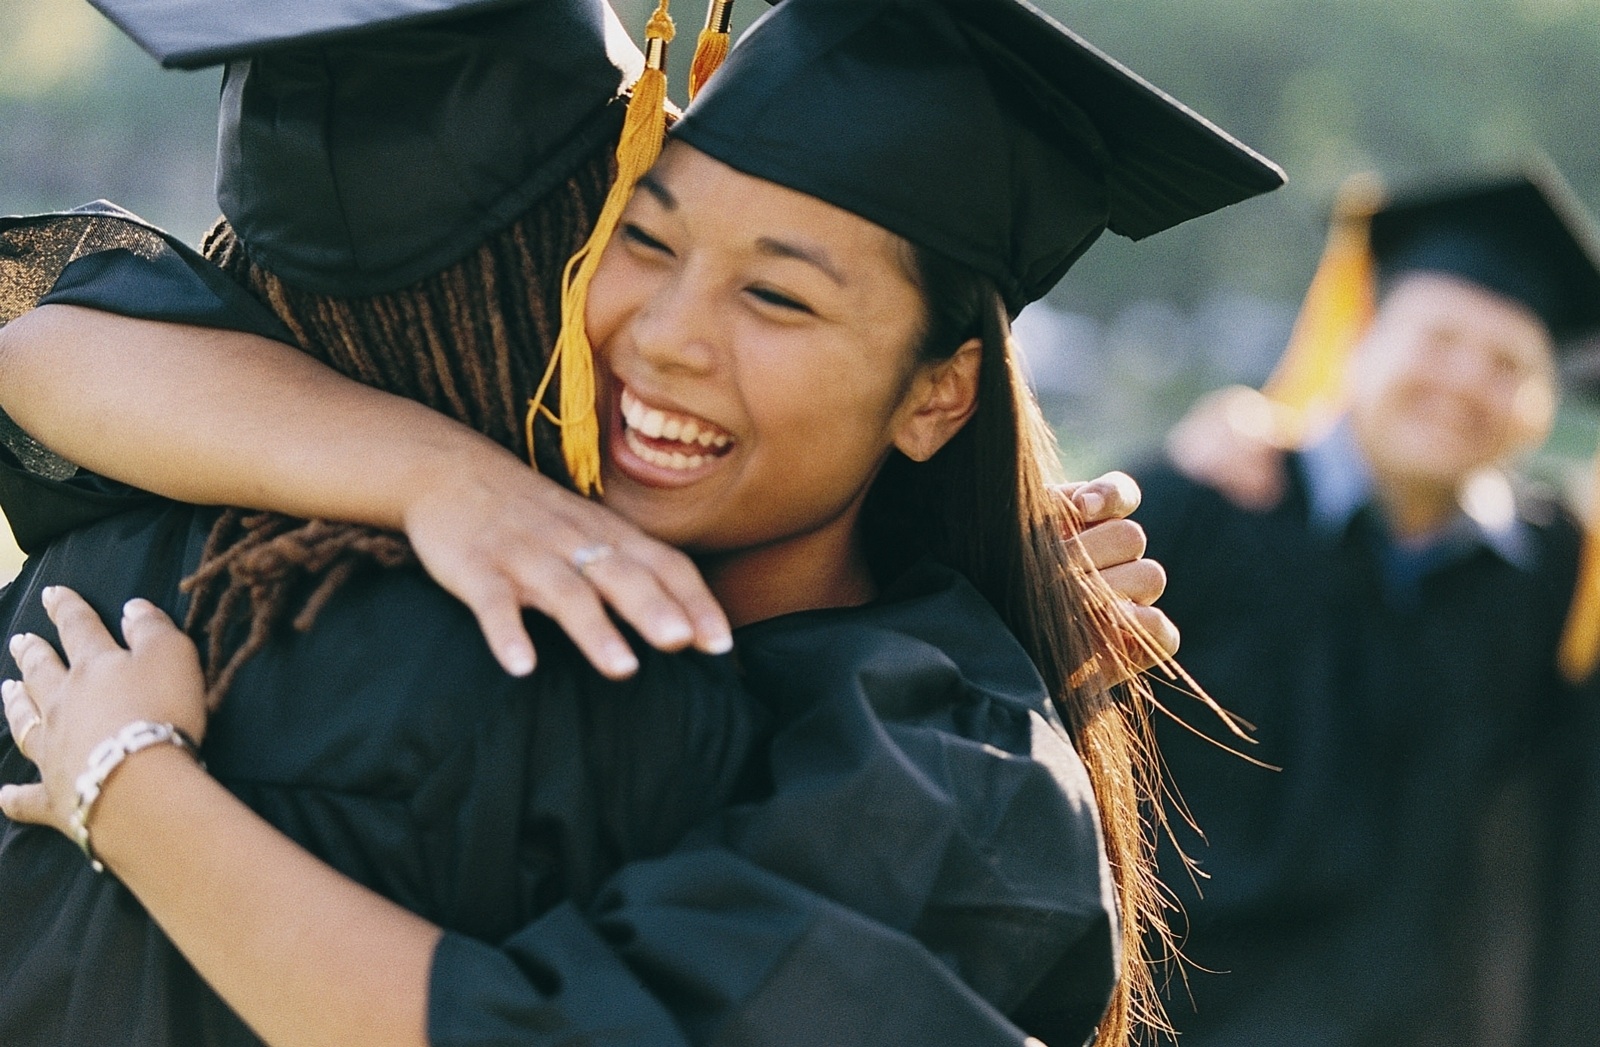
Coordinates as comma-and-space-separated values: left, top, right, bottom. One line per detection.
622, 223, 672, 255
747, 287, 814, 314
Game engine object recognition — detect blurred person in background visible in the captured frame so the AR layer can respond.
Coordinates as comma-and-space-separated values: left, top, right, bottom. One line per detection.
1132, 169, 1600, 1047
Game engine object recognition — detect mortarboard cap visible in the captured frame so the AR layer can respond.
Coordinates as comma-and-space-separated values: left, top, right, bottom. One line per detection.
673, 0, 1286, 313
90, 0, 647, 295
90, 0, 532, 71
1370, 169, 1600, 344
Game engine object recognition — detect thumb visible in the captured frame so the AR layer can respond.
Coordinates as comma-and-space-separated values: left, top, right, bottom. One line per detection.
0, 782, 53, 826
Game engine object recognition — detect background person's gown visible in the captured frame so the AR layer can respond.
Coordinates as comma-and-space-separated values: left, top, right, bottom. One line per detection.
0, 206, 1119, 1046
1135, 457, 1581, 1047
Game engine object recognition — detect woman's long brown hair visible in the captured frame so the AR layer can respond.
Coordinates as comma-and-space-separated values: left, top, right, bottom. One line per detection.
862, 243, 1178, 1046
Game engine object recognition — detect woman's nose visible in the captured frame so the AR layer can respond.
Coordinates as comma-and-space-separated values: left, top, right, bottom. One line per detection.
628, 279, 718, 375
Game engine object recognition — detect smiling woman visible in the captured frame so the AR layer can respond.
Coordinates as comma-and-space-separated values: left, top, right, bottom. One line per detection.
0, 1, 1278, 1046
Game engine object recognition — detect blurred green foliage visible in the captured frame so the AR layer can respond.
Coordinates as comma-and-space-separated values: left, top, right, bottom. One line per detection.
4, 0, 1600, 474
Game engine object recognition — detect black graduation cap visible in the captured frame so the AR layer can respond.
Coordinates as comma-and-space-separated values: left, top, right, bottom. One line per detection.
89, 0, 647, 294
91, 0, 530, 70
1370, 169, 1600, 343
674, 0, 1286, 312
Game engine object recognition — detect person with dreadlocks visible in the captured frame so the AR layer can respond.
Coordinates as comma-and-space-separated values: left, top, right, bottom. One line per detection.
0, 0, 1281, 1045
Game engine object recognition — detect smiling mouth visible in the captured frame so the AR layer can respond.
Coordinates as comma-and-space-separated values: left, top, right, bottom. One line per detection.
619, 387, 735, 471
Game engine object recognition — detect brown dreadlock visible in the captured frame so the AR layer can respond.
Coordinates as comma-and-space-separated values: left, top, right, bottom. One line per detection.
184, 140, 616, 701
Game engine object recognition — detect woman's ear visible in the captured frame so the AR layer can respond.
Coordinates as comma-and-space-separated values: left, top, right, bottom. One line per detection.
892, 337, 982, 462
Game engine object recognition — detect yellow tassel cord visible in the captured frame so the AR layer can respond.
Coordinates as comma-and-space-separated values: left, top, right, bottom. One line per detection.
688, 0, 734, 100
1560, 456, 1600, 682
1259, 173, 1385, 445
526, 1, 677, 495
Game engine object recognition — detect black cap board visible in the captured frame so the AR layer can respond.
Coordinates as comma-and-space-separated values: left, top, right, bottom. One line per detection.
90, 0, 532, 70
1370, 169, 1600, 343
91, 0, 649, 294
675, 0, 1286, 310
91, 0, 1284, 304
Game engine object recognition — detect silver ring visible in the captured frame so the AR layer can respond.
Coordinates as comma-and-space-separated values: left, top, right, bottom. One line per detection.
15, 714, 41, 759
570, 543, 616, 576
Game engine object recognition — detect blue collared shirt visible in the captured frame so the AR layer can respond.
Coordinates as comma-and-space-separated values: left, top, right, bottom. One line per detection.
1299, 423, 1535, 604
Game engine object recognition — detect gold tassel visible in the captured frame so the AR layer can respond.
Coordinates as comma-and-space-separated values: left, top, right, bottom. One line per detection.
688, 0, 734, 99
526, 0, 677, 495
1259, 173, 1385, 445
1560, 455, 1600, 682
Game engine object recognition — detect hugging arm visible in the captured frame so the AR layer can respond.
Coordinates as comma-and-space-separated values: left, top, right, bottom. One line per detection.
0, 306, 733, 681
0, 217, 1176, 670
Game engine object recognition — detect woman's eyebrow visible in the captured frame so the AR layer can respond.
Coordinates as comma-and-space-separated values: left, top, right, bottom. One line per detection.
755, 237, 845, 286
637, 174, 677, 210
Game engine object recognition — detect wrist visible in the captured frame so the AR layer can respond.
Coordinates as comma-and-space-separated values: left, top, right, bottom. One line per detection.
72, 720, 203, 873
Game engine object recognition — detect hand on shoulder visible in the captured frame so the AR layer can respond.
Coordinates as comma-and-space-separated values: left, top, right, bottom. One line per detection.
1165, 385, 1294, 512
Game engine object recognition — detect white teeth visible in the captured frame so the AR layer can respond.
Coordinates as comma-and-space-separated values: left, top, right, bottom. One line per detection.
624, 428, 714, 471
619, 385, 733, 456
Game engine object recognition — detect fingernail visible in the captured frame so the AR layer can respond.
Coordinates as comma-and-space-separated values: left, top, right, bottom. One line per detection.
703, 631, 734, 656
1079, 492, 1105, 516
123, 598, 155, 620
39, 586, 58, 607
606, 642, 640, 677
503, 646, 534, 678
8, 634, 25, 657
657, 618, 694, 647
1, 679, 15, 701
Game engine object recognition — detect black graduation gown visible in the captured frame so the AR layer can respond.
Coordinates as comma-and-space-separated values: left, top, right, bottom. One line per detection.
0, 209, 1119, 1046
1134, 458, 1579, 1047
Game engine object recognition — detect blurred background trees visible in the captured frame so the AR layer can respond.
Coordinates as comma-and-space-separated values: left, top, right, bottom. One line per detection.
4, 0, 1600, 478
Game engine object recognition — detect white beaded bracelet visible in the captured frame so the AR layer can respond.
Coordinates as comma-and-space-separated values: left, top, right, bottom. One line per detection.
70, 720, 201, 873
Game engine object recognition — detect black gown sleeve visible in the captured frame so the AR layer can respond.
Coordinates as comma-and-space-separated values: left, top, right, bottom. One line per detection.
428, 565, 1119, 1047
0, 203, 298, 550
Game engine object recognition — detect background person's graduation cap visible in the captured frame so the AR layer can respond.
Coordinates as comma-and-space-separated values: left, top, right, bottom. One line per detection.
1262, 166, 1600, 435
1370, 170, 1600, 347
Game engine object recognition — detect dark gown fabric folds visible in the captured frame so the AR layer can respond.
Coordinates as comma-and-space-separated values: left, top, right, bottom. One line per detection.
1134, 458, 1580, 1047
0, 209, 1117, 1046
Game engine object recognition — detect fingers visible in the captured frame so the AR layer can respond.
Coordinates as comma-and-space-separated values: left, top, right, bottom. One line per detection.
507, 558, 642, 681
593, 540, 732, 656
1073, 518, 1147, 575
119, 598, 180, 649
3, 677, 43, 758
1100, 558, 1168, 607
0, 783, 50, 825
9, 632, 66, 695
574, 545, 693, 652
1068, 471, 1142, 523
40, 586, 119, 663
1123, 603, 1180, 665
458, 572, 539, 678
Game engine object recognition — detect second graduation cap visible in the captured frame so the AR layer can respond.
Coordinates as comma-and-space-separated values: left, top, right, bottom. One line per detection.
1369, 170, 1600, 345
674, 0, 1286, 313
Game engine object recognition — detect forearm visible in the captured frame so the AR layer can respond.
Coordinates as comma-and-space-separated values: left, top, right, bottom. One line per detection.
91, 746, 440, 1047
0, 304, 522, 529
